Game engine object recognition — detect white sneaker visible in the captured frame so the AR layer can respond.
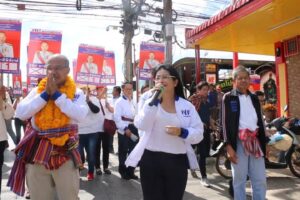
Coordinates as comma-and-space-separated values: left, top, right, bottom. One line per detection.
201, 178, 211, 187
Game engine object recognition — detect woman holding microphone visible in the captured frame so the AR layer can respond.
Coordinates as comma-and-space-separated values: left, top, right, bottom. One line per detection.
126, 64, 203, 200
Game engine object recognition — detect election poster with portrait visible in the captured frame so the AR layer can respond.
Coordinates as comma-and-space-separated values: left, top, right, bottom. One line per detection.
0, 19, 22, 74
27, 29, 62, 78
139, 42, 164, 80
75, 44, 104, 86
12, 71, 22, 96
101, 51, 116, 85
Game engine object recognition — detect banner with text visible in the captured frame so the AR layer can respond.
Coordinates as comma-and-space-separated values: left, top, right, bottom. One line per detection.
75, 44, 105, 86
0, 19, 22, 74
13, 71, 22, 96
102, 51, 116, 85
139, 42, 164, 80
27, 29, 62, 78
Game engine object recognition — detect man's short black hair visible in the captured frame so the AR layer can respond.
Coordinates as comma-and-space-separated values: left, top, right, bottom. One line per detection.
113, 86, 121, 95
121, 81, 133, 89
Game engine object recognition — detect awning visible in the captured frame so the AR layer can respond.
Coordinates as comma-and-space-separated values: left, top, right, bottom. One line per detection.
185, 0, 300, 56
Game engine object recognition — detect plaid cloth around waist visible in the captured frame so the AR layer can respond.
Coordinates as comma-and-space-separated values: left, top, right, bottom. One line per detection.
238, 128, 263, 158
7, 124, 81, 196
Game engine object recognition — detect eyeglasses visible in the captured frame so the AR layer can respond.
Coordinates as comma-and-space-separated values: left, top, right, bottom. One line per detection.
46, 66, 67, 72
154, 75, 176, 81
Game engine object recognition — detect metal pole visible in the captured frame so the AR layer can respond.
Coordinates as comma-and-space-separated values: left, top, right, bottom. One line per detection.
195, 45, 201, 84
163, 0, 172, 65
0, 73, 3, 110
122, 0, 134, 82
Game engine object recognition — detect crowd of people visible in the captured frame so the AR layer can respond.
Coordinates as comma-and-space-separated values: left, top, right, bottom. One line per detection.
0, 54, 270, 200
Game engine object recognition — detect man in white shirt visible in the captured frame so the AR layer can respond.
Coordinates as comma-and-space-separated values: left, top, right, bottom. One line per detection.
8, 54, 89, 199
0, 32, 14, 58
33, 41, 53, 64
143, 52, 160, 69
102, 60, 113, 75
114, 82, 138, 180
80, 55, 98, 74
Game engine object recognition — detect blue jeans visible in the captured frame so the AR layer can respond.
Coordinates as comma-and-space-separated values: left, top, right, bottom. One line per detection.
79, 132, 98, 174
231, 140, 267, 200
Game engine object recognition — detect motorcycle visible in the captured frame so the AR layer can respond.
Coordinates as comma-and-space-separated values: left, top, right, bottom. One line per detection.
215, 105, 300, 179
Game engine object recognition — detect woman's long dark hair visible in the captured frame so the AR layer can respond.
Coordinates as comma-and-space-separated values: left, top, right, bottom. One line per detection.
152, 64, 186, 99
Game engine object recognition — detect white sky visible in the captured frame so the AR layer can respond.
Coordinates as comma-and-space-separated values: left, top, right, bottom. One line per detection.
0, 0, 274, 85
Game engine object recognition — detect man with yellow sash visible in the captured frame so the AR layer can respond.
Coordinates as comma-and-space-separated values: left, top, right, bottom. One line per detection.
7, 54, 89, 200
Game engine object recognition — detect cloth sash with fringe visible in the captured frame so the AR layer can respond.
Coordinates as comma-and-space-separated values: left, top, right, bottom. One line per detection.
7, 123, 81, 196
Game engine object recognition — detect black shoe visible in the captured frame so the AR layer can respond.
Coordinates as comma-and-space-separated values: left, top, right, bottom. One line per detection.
96, 169, 103, 175
121, 173, 130, 180
104, 169, 112, 175
129, 174, 139, 180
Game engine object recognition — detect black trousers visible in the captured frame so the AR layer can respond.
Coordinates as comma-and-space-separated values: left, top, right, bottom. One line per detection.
95, 132, 110, 169
14, 118, 26, 144
198, 129, 211, 178
0, 140, 8, 193
118, 133, 137, 176
140, 150, 188, 200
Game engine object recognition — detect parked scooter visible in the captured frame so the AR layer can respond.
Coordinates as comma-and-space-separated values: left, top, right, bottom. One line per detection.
215, 105, 300, 179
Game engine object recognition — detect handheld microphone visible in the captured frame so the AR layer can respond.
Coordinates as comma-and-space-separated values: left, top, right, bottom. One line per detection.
148, 86, 164, 106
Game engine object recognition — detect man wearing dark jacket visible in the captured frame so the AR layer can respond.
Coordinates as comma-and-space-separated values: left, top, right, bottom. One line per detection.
221, 65, 267, 200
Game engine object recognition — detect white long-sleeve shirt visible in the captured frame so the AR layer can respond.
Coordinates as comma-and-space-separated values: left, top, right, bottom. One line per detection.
15, 87, 89, 131
125, 91, 204, 169
78, 96, 104, 134
114, 95, 136, 135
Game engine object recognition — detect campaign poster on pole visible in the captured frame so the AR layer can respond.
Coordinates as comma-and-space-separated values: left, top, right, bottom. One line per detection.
139, 42, 164, 80
101, 51, 116, 85
27, 29, 62, 78
12, 71, 22, 96
0, 19, 22, 74
75, 44, 104, 86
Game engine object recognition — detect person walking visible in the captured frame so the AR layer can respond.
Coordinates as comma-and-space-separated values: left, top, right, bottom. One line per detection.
126, 64, 203, 200
78, 87, 102, 181
221, 65, 267, 200
7, 54, 89, 199
189, 81, 212, 187
114, 82, 139, 180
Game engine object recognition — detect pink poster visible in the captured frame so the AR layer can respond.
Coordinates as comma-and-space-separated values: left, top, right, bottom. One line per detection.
139, 42, 164, 80
101, 51, 116, 85
75, 44, 104, 86
27, 29, 62, 78
0, 19, 22, 74
13, 71, 22, 96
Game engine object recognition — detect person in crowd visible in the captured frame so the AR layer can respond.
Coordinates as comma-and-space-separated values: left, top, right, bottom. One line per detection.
143, 52, 160, 69
221, 65, 267, 199
95, 86, 113, 175
126, 64, 203, 200
0, 31, 14, 58
263, 73, 277, 104
108, 86, 121, 154
255, 90, 265, 108
0, 85, 10, 194
208, 84, 218, 121
216, 85, 224, 119
2, 87, 17, 145
7, 54, 89, 199
114, 82, 139, 180
77, 87, 102, 181
189, 81, 213, 187
13, 88, 28, 145
80, 55, 98, 74
140, 84, 150, 94
33, 41, 53, 64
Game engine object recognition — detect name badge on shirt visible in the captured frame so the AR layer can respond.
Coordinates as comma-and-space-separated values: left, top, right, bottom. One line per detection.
230, 100, 238, 112
181, 109, 190, 117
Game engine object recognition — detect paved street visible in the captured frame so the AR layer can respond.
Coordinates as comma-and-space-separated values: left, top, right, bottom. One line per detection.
1, 137, 300, 200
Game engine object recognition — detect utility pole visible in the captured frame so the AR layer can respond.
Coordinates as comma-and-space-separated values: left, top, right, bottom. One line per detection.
163, 0, 173, 65
122, 0, 134, 82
